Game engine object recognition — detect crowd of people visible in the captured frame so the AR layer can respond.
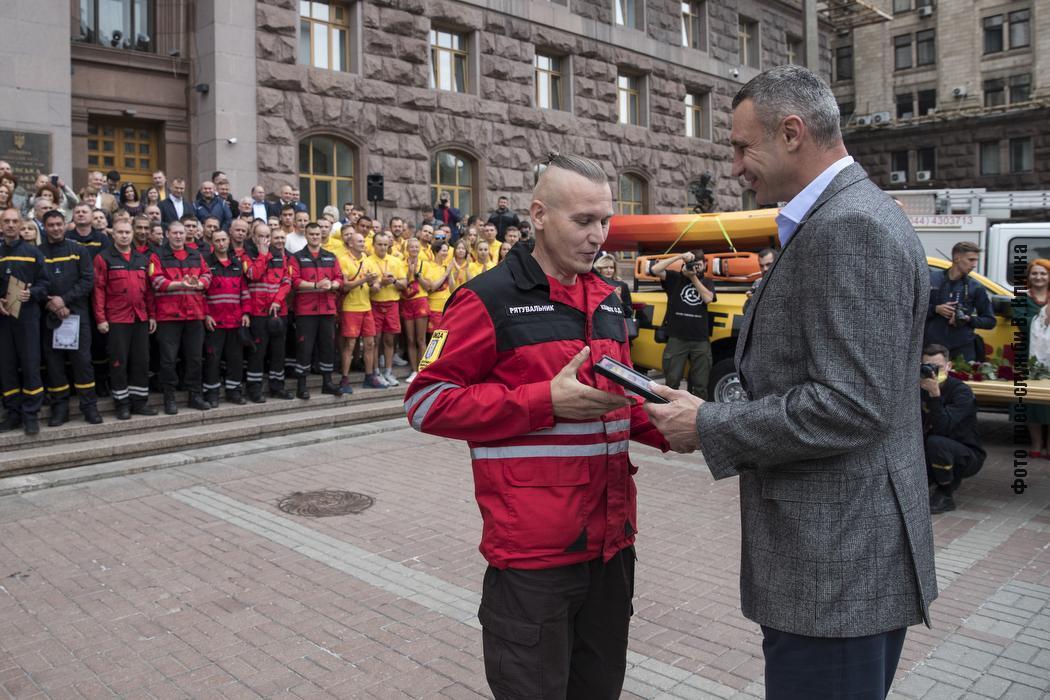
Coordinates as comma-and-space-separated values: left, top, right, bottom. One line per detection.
0, 162, 540, 435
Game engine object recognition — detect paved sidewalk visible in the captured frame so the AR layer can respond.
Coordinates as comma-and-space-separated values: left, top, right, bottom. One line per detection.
0, 414, 1048, 698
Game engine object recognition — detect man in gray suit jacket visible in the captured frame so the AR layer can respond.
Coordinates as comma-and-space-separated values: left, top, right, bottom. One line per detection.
646, 65, 937, 699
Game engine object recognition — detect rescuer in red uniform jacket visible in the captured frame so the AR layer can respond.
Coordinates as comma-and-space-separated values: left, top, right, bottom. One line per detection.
404, 154, 668, 699
149, 219, 212, 415
290, 221, 343, 399
93, 219, 157, 420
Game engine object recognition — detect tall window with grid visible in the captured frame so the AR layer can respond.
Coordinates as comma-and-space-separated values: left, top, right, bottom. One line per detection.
430, 30, 469, 93
298, 1, 351, 72
681, 2, 706, 50
618, 173, 646, 214
738, 19, 759, 68
431, 151, 474, 218
298, 136, 355, 219
534, 54, 563, 110
617, 74, 642, 126
76, 0, 154, 52
684, 92, 710, 139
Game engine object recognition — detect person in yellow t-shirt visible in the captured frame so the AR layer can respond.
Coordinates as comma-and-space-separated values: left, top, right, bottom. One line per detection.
368, 232, 407, 387
421, 240, 452, 333
448, 238, 474, 292
462, 226, 479, 261
400, 237, 429, 382
469, 240, 499, 277
332, 230, 383, 392
389, 217, 408, 259
418, 224, 436, 263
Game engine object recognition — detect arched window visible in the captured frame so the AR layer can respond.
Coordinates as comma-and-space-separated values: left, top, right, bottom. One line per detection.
299, 136, 356, 219
617, 172, 647, 214
431, 150, 475, 217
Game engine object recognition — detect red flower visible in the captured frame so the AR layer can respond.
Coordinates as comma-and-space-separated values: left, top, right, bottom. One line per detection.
1002, 344, 1016, 362
997, 365, 1014, 380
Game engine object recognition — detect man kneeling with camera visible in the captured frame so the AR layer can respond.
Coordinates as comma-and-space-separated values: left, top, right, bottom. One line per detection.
921, 344, 986, 514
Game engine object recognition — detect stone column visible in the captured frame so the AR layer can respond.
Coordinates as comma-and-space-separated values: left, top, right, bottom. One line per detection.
194, 0, 259, 193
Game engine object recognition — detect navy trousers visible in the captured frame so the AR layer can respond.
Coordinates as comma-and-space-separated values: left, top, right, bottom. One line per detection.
762, 625, 907, 699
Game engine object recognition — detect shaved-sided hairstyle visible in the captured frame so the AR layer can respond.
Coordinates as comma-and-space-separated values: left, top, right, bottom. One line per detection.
533, 153, 608, 207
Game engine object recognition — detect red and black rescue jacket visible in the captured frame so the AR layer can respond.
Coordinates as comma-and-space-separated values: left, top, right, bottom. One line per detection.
290, 246, 344, 316
93, 246, 153, 324
404, 246, 668, 570
149, 245, 211, 322
203, 252, 249, 329
245, 245, 293, 317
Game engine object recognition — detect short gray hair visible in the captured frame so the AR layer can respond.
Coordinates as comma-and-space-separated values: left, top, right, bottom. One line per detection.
732, 65, 841, 148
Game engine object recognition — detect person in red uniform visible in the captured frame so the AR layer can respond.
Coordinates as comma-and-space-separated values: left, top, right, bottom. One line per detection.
404, 154, 668, 699
244, 222, 294, 402
149, 219, 212, 414
93, 218, 158, 420
202, 229, 250, 407
290, 222, 344, 399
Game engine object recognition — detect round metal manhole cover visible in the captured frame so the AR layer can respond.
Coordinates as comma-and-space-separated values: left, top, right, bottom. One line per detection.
277, 490, 374, 517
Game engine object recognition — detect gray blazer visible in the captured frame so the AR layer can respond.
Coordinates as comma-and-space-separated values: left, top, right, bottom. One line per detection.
697, 163, 937, 638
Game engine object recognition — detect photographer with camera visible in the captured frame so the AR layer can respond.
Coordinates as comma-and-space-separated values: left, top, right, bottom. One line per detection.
920, 344, 985, 514
925, 242, 995, 362
650, 249, 716, 399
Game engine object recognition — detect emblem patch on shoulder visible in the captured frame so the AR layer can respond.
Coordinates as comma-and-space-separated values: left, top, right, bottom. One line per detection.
419, 330, 448, 369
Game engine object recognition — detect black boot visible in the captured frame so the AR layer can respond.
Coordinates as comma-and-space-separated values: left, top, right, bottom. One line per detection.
163, 389, 178, 415
115, 402, 132, 421
247, 383, 265, 403
227, 389, 247, 405
0, 412, 21, 432
321, 373, 341, 396
296, 376, 311, 400
188, 393, 210, 411
131, 401, 158, 416
48, 401, 70, 428
204, 390, 219, 409
23, 415, 40, 436
270, 382, 293, 400
82, 404, 103, 425
929, 487, 956, 514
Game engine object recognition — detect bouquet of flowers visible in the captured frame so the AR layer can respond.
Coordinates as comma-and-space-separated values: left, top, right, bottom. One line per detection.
948, 344, 1015, 382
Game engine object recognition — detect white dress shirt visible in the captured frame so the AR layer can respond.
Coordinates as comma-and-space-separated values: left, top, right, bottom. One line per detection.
775, 155, 854, 248
170, 196, 184, 219
285, 231, 307, 254
252, 201, 268, 221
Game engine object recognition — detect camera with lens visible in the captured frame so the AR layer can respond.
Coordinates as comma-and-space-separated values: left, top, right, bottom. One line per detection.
684, 260, 702, 272
954, 305, 970, 325
920, 363, 938, 380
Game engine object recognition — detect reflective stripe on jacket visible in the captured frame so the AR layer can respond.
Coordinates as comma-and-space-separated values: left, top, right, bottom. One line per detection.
93, 247, 153, 324
203, 252, 249, 329
291, 246, 344, 316
404, 246, 668, 570
149, 245, 211, 321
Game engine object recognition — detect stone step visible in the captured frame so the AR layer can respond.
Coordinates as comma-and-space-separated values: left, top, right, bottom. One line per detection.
1, 372, 412, 452
0, 397, 408, 477
0, 418, 411, 497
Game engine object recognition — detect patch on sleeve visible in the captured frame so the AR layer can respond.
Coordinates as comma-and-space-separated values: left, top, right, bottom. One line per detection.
418, 329, 448, 370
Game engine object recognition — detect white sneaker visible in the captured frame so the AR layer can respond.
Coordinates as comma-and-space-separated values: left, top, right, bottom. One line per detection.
392, 354, 408, 367
383, 369, 400, 387
406, 371, 418, 383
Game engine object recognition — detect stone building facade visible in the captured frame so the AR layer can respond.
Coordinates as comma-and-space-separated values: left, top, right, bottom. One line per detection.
3, 0, 827, 221
255, 0, 828, 222
832, 0, 1049, 192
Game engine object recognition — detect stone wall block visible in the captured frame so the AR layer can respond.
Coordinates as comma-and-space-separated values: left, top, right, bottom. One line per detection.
398, 86, 438, 110
256, 4, 296, 35
257, 61, 307, 91
257, 32, 296, 63
377, 106, 421, 133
